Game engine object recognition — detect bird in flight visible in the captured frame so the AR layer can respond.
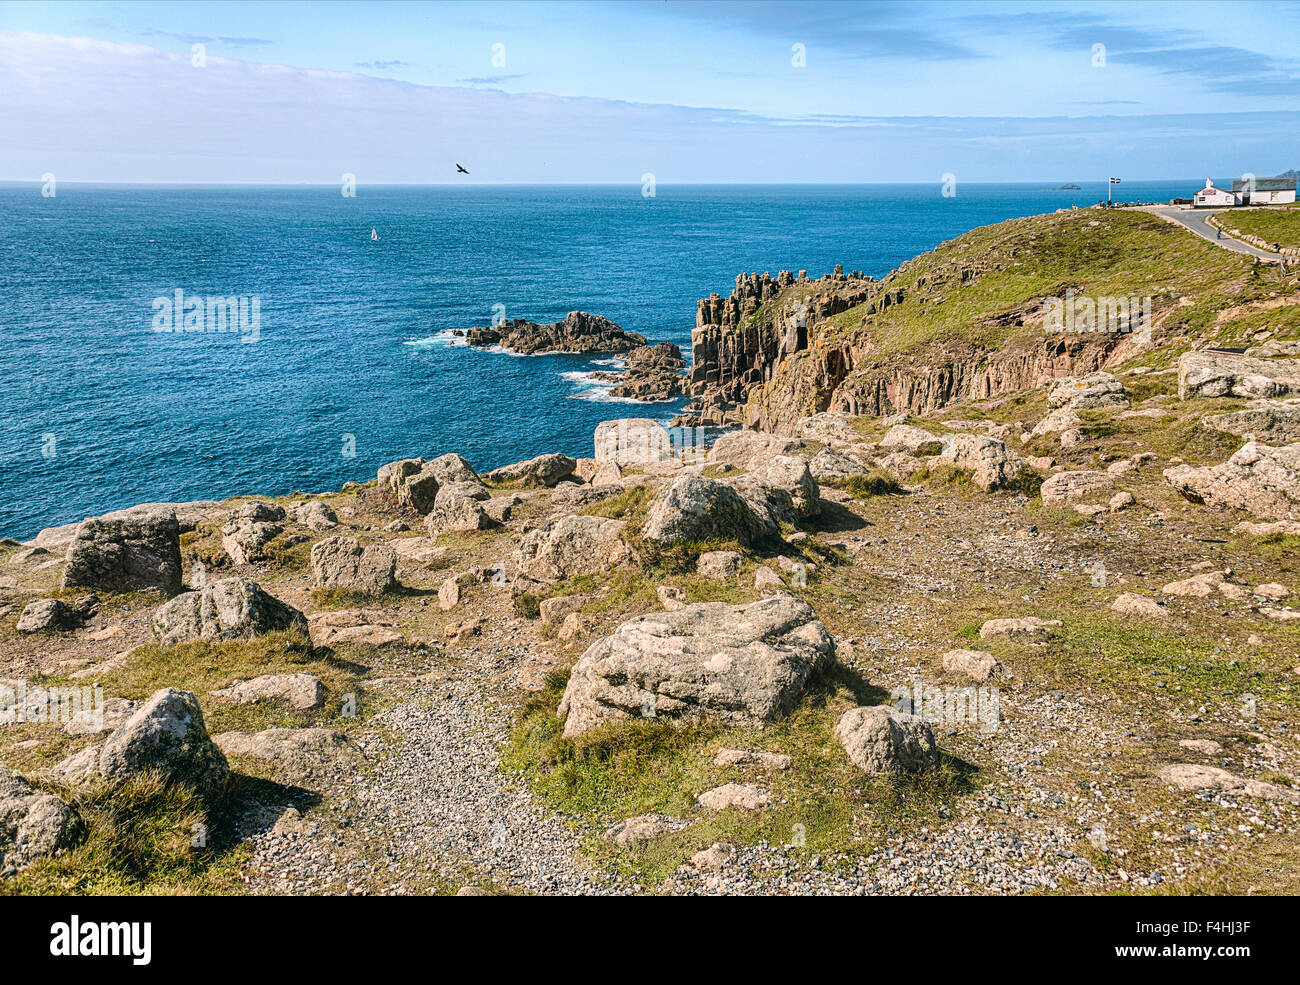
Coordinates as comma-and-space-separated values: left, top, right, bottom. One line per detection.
456, 164, 469, 174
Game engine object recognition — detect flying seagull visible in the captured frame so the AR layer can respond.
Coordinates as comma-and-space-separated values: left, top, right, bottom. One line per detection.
456, 164, 469, 174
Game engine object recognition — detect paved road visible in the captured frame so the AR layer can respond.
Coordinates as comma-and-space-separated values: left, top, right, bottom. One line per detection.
1142, 205, 1282, 262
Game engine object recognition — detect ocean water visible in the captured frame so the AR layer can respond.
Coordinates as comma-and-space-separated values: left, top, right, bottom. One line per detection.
0, 180, 1198, 540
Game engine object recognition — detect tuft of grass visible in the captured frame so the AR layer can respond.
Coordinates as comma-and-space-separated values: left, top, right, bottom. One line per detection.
1, 770, 250, 896
580, 484, 653, 520
843, 469, 904, 498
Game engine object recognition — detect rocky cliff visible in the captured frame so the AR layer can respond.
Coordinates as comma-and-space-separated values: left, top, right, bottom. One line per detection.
678, 209, 1243, 433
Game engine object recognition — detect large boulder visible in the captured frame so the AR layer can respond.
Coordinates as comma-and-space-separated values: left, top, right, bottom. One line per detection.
1203, 401, 1300, 445
795, 412, 862, 448
808, 446, 869, 482
293, 500, 338, 531
937, 435, 1030, 492
1041, 470, 1115, 505
1178, 351, 1300, 400
424, 482, 495, 536
642, 475, 775, 546
594, 418, 675, 466
1164, 441, 1300, 520
514, 515, 632, 582
707, 431, 808, 470
835, 706, 939, 774
57, 688, 229, 793
484, 453, 577, 488
1046, 372, 1129, 410
744, 455, 821, 518
220, 518, 282, 565
150, 578, 308, 646
424, 453, 480, 486
558, 597, 834, 738
0, 767, 80, 873
16, 595, 98, 633
310, 537, 397, 595
61, 510, 183, 592
880, 424, 943, 456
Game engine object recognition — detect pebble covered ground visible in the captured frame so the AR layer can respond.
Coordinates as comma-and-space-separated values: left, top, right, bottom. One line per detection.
233, 486, 1298, 895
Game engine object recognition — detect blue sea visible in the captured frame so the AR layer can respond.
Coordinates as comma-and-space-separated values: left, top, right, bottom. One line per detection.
0, 180, 1199, 539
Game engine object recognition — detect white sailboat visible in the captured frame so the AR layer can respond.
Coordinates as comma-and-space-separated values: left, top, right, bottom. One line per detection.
370, 227, 379, 241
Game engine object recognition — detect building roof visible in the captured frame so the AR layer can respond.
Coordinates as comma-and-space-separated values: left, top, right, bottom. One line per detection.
1232, 177, 1297, 192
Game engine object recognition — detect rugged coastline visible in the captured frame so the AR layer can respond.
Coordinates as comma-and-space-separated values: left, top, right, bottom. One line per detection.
4, 205, 1300, 896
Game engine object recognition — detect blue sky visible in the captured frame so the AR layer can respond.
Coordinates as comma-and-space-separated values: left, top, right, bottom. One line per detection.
2, 0, 1298, 182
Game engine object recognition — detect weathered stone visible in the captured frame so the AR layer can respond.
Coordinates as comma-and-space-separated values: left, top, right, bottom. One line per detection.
594, 418, 675, 466
880, 424, 943, 456
484, 453, 577, 488
0, 767, 80, 872
978, 616, 1061, 639
690, 841, 736, 871
16, 595, 98, 633
937, 434, 1030, 492
1203, 400, 1300, 444
642, 475, 774, 546
1111, 593, 1171, 619
1164, 441, 1300, 520
221, 519, 282, 565
754, 566, 784, 592
1046, 372, 1129, 410
808, 446, 868, 482
558, 597, 833, 737
538, 594, 588, 628
1161, 570, 1226, 598
835, 706, 939, 774
795, 411, 862, 448
605, 814, 668, 848
697, 782, 770, 811
1178, 351, 1300, 401
424, 491, 495, 536
1030, 406, 1083, 437
1041, 470, 1114, 505
151, 578, 307, 646
941, 649, 1003, 682
56, 688, 230, 792
62, 510, 183, 592
657, 585, 687, 611
514, 515, 632, 582
213, 728, 364, 783
1158, 763, 1300, 804
696, 550, 742, 580
293, 500, 338, 531
211, 674, 325, 711
706, 431, 808, 470
745, 455, 820, 518
481, 494, 520, 524
310, 537, 397, 595
466, 310, 645, 355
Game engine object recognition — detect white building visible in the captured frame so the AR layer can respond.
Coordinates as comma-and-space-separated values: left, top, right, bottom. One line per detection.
1232, 177, 1297, 205
1193, 178, 1236, 207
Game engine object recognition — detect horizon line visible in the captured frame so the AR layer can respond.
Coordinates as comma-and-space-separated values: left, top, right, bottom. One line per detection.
0, 177, 1218, 187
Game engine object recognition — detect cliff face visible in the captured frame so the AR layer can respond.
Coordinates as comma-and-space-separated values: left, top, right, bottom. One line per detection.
743, 332, 1126, 433
679, 208, 1246, 434
681, 266, 887, 426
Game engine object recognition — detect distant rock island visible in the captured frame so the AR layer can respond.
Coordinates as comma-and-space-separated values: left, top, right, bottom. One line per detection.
1057, 182, 1081, 190
466, 310, 644, 354
464, 310, 686, 400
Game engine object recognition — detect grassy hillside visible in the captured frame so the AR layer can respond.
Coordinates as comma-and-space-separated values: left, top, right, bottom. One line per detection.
1213, 204, 1300, 251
